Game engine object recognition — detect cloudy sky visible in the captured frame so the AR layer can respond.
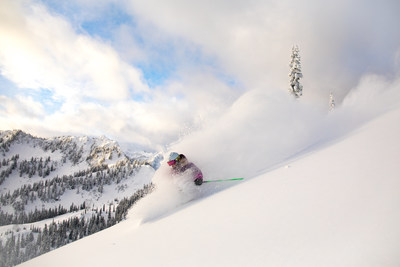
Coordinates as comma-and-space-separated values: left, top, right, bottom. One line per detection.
1, 0, 399, 151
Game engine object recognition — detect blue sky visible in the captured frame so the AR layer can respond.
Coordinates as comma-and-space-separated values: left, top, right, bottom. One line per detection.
0, 0, 399, 150
39, 0, 186, 88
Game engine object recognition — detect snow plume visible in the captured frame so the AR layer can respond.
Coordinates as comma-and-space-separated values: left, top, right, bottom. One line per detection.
128, 163, 202, 225
170, 73, 400, 182
171, 89, 327, 180
342, 73, 400, 117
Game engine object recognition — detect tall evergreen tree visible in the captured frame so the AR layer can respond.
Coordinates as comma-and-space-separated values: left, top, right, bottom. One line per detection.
288, 45, 303, 98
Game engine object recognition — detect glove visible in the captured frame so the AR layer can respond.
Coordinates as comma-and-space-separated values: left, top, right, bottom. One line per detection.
194, 178, 203, 186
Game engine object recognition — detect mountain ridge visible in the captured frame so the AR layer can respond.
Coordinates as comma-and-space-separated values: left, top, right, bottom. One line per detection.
0, 129, 160, 266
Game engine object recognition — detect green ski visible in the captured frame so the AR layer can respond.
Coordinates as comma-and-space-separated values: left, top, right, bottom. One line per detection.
203, 178, 244, 183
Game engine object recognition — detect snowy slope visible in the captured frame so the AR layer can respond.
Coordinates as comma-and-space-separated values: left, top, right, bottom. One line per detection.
19, 106, 400, 267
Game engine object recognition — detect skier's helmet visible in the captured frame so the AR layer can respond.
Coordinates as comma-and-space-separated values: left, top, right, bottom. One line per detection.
167, 152, 180, 166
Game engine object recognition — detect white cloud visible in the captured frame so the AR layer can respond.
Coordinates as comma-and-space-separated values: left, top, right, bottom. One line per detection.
0, 95, 45, 118
0, 0, 149, 102
124, 0, 400, 102
0, 94, 46, 134
112, 24, 147, 63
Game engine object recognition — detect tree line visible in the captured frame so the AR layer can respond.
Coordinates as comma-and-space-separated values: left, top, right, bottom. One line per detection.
0, 203, 85, 226
0, 183, 154, 267
1, 157, 141, 217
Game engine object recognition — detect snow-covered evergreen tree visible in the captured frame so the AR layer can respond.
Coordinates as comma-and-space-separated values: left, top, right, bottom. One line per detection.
329, 92, 336, 111
288, 45, 303, 98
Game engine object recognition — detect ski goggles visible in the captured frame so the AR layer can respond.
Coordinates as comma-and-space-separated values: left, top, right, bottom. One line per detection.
167, 155, 180, 166
167, 160, 177, 166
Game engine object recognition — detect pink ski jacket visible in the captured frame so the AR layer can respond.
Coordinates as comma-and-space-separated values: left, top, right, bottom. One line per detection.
172, 155, 203, 182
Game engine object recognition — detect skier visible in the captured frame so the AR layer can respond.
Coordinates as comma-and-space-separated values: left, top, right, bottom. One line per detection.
167, 152, 203, 186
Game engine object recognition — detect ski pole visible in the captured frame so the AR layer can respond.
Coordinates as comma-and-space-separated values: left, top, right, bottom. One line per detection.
203, 178, 244, 183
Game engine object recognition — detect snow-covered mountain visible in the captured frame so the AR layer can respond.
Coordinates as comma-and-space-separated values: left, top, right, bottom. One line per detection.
0, 130, 161, 266
15, 105, 400, 267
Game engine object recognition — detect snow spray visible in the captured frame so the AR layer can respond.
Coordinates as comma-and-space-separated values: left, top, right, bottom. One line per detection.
128, 164, 202, 225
